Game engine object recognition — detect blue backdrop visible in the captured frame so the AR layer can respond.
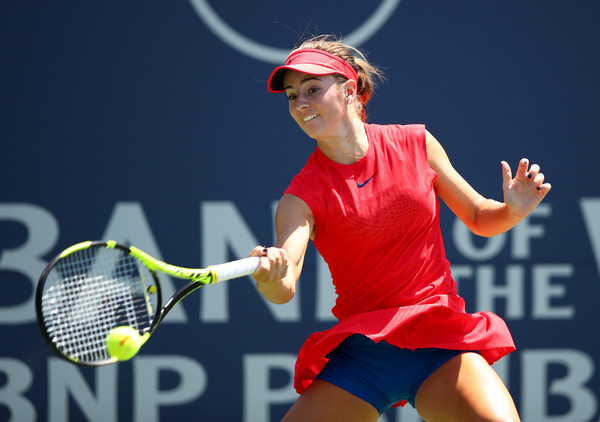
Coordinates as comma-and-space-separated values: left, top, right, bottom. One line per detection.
1, 1, 599, 421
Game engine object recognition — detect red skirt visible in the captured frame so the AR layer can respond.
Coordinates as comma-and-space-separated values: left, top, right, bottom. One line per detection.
294, 294, 515, 407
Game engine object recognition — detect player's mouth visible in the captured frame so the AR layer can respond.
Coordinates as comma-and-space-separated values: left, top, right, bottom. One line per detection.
303, 114, 319, 122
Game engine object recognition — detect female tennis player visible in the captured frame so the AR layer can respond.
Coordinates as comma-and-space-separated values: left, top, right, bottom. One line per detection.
249, 35, 550, 421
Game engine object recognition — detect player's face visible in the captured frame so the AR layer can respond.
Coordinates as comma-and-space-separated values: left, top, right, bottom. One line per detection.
283, 70, 349, 141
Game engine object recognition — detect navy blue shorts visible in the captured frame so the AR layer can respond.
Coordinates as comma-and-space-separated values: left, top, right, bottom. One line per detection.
315, 334, 466, 414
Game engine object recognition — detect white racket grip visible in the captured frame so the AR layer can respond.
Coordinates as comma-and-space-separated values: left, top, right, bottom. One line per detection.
210, 257, 260, 282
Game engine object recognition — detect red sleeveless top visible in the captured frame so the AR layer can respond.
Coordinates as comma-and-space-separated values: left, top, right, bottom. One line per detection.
284, 124, 515, 406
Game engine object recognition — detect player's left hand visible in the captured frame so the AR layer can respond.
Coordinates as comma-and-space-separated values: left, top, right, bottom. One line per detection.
501, 158, 552, 218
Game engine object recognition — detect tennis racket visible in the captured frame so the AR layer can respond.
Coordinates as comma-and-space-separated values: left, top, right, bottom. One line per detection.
35, 240, 260, 366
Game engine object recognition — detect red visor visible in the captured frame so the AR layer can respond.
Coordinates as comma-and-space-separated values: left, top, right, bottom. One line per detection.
268, 49, 358, 93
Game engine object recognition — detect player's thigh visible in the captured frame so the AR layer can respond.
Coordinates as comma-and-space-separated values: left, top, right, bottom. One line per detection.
281, 380, 380, 422
415, 352, 520, 422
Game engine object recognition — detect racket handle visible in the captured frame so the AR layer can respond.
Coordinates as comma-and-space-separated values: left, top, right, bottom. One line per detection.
210, 257, 260, 282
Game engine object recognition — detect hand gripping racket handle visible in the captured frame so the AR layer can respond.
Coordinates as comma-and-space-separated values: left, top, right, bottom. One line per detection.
209, 257, 260, 282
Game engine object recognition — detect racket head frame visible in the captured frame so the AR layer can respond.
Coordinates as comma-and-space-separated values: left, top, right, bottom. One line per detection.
35, 241, 164, 366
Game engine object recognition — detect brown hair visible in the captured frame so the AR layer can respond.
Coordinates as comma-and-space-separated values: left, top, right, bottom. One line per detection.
293, 35, 385, 121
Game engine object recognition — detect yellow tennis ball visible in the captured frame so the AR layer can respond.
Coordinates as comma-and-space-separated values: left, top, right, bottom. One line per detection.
106, 326, 141, 361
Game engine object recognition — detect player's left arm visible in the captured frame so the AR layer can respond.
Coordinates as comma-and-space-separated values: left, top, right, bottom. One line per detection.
426, 130, 551, 237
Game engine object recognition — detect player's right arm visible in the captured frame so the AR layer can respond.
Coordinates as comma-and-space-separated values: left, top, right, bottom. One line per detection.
249, 194, 314, 304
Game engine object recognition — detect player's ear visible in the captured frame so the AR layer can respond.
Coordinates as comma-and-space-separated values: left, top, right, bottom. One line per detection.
342, 78, 358, 100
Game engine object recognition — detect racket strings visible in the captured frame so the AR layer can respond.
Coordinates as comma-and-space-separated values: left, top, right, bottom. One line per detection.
40, 247, 158, 363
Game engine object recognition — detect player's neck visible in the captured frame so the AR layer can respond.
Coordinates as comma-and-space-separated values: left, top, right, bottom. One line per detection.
317, 120, 368, 165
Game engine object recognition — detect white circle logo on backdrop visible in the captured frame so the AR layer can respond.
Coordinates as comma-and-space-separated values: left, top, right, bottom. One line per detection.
188, 0, 402, 64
